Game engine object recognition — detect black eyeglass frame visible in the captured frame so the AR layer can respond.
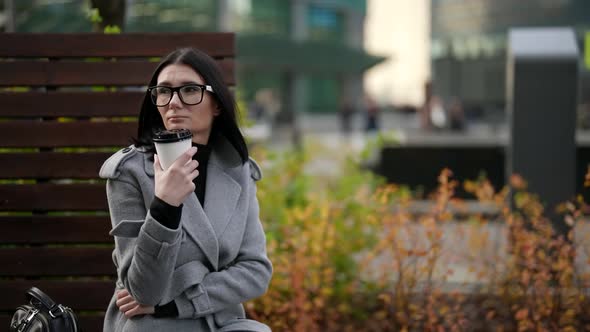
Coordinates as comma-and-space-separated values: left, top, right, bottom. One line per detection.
147, 84, 215, 107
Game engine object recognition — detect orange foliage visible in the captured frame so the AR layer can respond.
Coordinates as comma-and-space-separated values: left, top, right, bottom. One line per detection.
245, 146, 590, 331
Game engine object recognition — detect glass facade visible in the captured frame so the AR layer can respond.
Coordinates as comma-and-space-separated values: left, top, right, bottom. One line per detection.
306, 76, 340, 113
432, 0, 590, 39
4, 0, 375, 114
307, 5, 344, 43
127, 0, 217, 32
11, 0, 91, 32
305, 5, 345, 113
430, 0, 590, 118
245, 0, 290, 36
237, 0, 370, 114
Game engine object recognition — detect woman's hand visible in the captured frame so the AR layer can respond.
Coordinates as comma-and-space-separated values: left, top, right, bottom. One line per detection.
154, 146, 199, 206
116, 289, 155, 318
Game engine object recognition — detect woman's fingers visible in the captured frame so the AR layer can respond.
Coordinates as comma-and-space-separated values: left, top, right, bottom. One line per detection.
153, 154, 163, 174
170, 147, 198, 169
116, 289, 129, 299
115, 294, 134, 308
154, 146, 200, 206
119, 300, 138, 313
187, 159, 199, 171
123, 304, 140, 318
115, 289, 155, 318
122, 304, 155, 318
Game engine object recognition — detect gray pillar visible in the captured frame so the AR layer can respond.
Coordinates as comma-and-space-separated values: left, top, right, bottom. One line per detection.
506, 27, 579, 235
216, 0, 231, 32
345, 10, 364, 49
291, 0, 308, 42
5, 0, 15, 32
282, 73, 305, 147
344, 10, 365, 122
284, 0, 308, 148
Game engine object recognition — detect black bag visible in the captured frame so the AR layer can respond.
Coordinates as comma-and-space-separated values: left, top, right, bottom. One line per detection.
10, 287, 79, 332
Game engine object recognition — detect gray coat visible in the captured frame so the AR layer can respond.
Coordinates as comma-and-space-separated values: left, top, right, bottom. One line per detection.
99, 137, 272, 332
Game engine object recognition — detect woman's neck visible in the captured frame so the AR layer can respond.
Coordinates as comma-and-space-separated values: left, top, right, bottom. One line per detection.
191, 133, 210, 145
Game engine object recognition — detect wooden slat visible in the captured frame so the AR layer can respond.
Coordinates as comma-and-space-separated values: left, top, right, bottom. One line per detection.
0, 184, 107, 211
0, 34, 234, 329
0, 313, 105, 332
0, 216, 111, 244
0, 280, 114, 310
0, 91, 143, 117
0, 61, 154, 86
0, 121, 136, 148
77, 315, 106, 332
0, 33, 235, 58
0, 248, 115, 276
0, 152, 111, 179
0, 59, 235, 86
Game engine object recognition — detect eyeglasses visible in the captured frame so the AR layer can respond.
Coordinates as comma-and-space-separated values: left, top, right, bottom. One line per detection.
147, 84, 215, 107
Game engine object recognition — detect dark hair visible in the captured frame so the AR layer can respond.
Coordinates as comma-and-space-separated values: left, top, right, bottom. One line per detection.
134, 47, 248, 164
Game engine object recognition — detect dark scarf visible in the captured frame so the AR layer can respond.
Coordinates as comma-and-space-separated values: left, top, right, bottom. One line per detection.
192, 142, 212, 207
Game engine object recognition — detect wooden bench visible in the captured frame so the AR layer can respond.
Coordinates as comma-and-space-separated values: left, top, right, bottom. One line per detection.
0, 33, 235, 332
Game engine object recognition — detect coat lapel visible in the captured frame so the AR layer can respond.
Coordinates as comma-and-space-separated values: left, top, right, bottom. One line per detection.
141, 137, 243, 271
204, 163, 241, 238
142, 150, 220, 270
181, 194, 219, 270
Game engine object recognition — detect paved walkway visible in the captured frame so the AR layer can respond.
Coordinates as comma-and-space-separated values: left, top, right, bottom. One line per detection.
243, 111, 507, 177
245, 110, 509, 149
245, 111, 590, 285
247, 110, 590, 148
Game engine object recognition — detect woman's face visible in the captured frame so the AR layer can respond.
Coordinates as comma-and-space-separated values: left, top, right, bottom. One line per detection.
155, 63, 219, 144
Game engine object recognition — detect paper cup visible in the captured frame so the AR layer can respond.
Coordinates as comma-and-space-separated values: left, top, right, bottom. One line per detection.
153, 129, 193, 170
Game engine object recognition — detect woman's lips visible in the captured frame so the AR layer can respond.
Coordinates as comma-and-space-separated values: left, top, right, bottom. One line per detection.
168, 116, 187, 123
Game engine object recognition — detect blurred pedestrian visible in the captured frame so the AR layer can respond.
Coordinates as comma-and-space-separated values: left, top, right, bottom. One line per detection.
420, 81, 433, 131
364, 94, 380, 133
429, 95, 447, 130
339, 95, 354, 136
448, 97, 466, 131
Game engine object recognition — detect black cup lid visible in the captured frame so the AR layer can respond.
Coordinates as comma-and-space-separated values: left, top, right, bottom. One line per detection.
153, 129, 192, 143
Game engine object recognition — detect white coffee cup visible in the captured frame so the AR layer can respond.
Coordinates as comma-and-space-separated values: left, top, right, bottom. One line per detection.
153, 129, 193, 170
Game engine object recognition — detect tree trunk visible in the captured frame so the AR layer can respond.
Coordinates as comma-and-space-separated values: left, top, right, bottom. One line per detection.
90, 0, 126, 31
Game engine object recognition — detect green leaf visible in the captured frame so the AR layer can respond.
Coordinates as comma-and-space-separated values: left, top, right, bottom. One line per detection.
104, 25, 121, 34
87, 8, 102, 24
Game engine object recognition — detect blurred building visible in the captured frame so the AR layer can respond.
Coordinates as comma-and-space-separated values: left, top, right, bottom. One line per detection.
363, 0, 431, 109
0, 0, 384, 117
430, 0, 590, 124
233, 0, 384, 117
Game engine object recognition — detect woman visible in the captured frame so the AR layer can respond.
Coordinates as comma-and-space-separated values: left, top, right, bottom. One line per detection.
99, 48, 272, 332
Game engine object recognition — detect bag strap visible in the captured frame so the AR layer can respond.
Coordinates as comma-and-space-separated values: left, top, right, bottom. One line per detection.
26, 287, 57, 311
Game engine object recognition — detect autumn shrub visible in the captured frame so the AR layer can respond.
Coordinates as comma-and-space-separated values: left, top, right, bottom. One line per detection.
246, 143, 389, 331
246, 140, 590, 332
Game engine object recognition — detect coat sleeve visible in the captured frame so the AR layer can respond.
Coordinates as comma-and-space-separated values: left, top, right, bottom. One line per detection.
107, 177, 183, 306
174, 179, 273, 319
